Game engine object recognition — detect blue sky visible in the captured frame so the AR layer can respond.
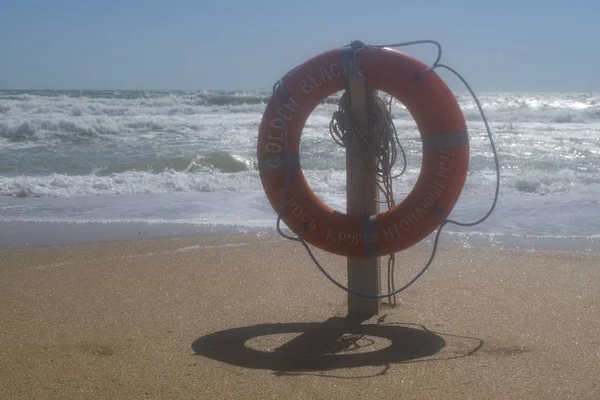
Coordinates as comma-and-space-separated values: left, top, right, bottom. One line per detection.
1, 0, 598, 92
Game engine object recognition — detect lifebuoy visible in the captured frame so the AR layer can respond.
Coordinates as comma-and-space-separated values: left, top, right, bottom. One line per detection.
257, 46, 469, 258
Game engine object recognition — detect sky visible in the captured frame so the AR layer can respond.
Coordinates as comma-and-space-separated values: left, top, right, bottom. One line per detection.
0, 0, 598, 92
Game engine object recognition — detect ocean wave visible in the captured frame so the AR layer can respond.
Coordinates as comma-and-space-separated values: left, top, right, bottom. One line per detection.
2, 90, 600, 199
0, 119, 122, 141
2, 163, 600, 199
0, 167, 341, 198
0, 115, 250, 142
3, 90, 599, 123
0, 170, 263, 198
94, 152, 257, 175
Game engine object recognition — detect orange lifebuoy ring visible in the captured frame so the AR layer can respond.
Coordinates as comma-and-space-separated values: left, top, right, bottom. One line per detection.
257, 46, 469, 258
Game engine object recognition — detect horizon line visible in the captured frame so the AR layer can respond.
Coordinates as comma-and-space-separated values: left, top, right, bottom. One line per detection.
1, 88, 598, 95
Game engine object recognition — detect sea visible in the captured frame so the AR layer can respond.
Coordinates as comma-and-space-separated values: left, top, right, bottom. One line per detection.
1, 89, 599, 252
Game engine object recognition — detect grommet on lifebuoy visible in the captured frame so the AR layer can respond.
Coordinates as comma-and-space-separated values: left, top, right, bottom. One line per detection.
257, 46, 469, 258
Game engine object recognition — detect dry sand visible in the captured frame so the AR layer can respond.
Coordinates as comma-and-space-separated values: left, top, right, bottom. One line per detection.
1, 234, 599, 399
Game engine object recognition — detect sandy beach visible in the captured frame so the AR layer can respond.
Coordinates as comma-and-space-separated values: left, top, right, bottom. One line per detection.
0, 231, 598, 400
3, 1, 600, 398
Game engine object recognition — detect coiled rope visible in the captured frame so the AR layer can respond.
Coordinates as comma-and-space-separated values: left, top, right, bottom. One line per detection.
271, 39, 500, 301
329, 91, 406, 307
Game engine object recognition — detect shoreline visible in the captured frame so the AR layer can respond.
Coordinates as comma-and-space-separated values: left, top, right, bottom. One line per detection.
1, 219, 598, 254
0, 220, 270, 250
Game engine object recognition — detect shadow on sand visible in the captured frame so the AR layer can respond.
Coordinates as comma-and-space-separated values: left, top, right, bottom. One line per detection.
191, 316, 482, 377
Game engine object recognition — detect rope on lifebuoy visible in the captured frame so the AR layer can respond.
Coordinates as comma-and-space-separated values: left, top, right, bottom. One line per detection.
328, 88, 406, 307
269, 39, 500, 300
